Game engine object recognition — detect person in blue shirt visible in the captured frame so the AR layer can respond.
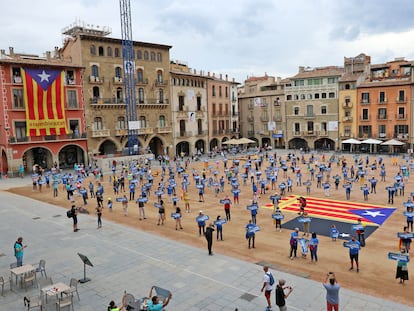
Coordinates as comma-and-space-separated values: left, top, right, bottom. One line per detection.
287, 177, 292, 192
309, 232, 319, 262
250, 204, 258, 224
369, 177, 377, 193
129, 182, 136, 201
406, 207, 414, 232
252, 182, 258, 195
215, 215, 223, 240
387, 186, 396, 204
246, 220, 256, 249
330, 224, 338, 241
348, 236, 361, 272
344, 182, 352, 200
260, 180, 266, 194
146, 286, 172, 311
197, 211, 206, 236
289, 228, 299, 259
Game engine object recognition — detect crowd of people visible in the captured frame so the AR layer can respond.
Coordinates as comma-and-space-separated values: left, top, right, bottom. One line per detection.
22, 148, 413, 310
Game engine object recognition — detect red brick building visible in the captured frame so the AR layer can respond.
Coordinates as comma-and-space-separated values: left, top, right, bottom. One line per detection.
0, 47, 88, 175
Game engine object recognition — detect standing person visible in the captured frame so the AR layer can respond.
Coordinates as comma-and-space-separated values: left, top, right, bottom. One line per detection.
250, 204, 258, 225
356, 219, 366, 247
197, 211, 206, 235
309, 232, 319, 263
157, 200, 165, 225
70, 205, 79, 232
260, 266, 274, 311
246, 220, 256, 249
107, 197, 113, 212
138, 197, 146, 220
323, 272, 340, 311
215, 215, 223, 241
273, 207, 283, 232
395, 247, 409, 284
297, 197, 306, 215
175, 206, 183, 230
348, 236, 361, 272
205, 223, 215, 255
96, 205, 102, 228
122, 195, 128, 216
14, 237, 27, 267
406, 207, 413, 232
88, 181, 95, 198
289, 228, 299, 259
275, 279, 293, 311
184, 191, 190, 213
223, 195, 232, 221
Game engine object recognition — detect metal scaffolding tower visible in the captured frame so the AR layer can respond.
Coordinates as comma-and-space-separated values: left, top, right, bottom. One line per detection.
120, 0, 138, 155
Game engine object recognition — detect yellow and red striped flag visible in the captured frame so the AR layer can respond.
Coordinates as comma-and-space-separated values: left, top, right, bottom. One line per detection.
22, 68, 68, 136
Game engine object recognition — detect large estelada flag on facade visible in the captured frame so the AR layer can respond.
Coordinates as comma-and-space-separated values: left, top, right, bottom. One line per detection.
22, 68, 68, 136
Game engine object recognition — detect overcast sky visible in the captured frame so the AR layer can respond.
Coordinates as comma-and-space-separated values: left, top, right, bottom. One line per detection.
2, 0, 414, 83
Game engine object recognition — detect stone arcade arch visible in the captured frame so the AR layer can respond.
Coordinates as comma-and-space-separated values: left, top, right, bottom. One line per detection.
314, 138, 335, 151
288, 138, 308, 150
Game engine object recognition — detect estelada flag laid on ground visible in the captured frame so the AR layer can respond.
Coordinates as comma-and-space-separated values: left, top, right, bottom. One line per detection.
22, 68, 68, 136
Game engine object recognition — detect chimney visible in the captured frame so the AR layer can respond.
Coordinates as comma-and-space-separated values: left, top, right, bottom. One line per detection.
0, 49, 5, 55
220, 73, 222, 80
46, 51, 51, 60
9, 47, 14, 56
225, 74, 228, 81
208, 71, 210, 77
193, 69, 196, 74
212, 72, 215, 78
299, 66, 305, 73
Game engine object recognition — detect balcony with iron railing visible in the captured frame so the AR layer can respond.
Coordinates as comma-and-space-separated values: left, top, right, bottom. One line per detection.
378, 98, 388, 104
90, 98, 125, 105
178, 131, 192, 138
395, 133, 409, 140
156, 127, 172, 134
304, 113, 315, 119
342, 116, 353, 122
360, 115, 370, 121
342, 102, 353, 108
154, 79, 168, 87
273, 115, 282, 122
113, 77, 123, 84
377, 114, 387, 120
396, 97, 407, 104
91, 129, 111, 138
360, 99, 370, 105
247, 116, 254, 122
7, 133, 88, 143
247, 130, 255, 136
318, 130, 328, 137
89, 76, 104, 84
136, 78, 149, 85
292, 131, 302, 137
196, 130, 208, 136
260, 116, 269, 122
396, 114, 407, 120
303, 130, 316, 137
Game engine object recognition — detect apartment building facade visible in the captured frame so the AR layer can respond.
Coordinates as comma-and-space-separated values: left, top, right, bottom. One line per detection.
170, 62, 209, 156
60, 22, 173, 157
207, 73, 239, 151
285, 66, 344, 151
0, 47, 87, 174
238, 75, 286, 148
356, 58, 414, 149
338, 54, 371, 144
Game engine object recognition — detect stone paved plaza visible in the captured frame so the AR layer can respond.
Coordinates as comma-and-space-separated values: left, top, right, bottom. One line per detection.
0, 172, 413, 311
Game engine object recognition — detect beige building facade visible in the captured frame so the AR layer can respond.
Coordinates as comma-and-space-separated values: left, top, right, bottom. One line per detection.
170, 62, 209, 156
60, 22, 173, 157
238, 75, 286, 148
285, 66, 344, 151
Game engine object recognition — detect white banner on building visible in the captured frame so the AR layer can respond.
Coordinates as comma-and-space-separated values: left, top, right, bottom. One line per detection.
268, 121, 276, 131
188, 89, 195, 103
254, 97, 261, 107
328, 121, 338, 131
188, 112, 196, 123
128, 120, 140, 130
124, 60, 135, 74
